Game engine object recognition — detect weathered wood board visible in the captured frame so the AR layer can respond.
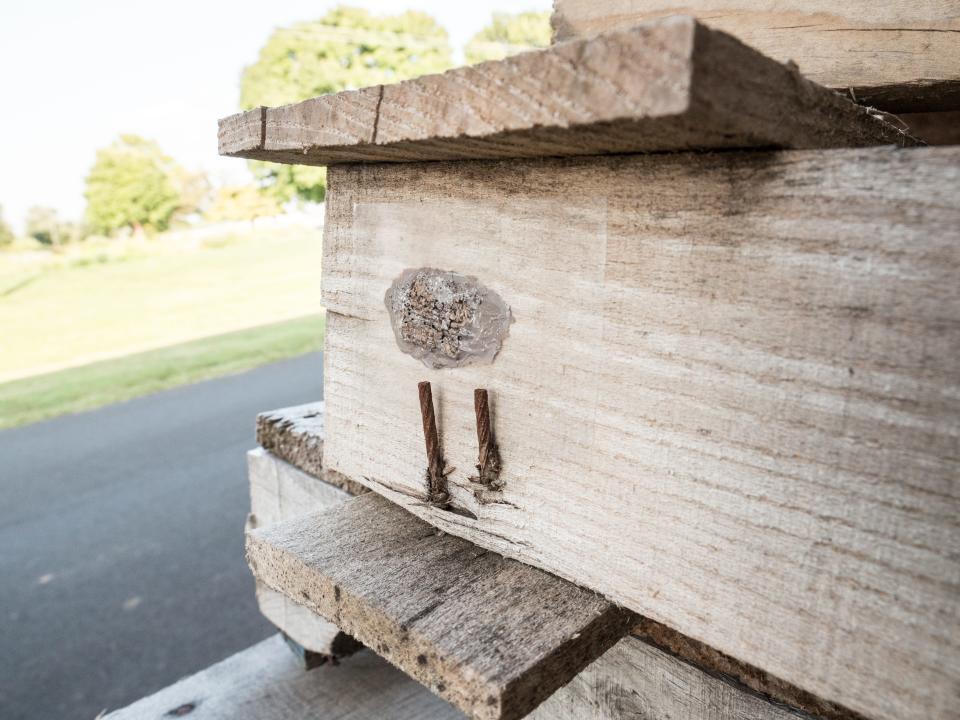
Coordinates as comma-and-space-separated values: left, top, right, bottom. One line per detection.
247, 445, 359, 658
321, 146, 960, 720
102, 634, 464, 720
534, 635, 825, 720
247, 493, 636, 720
550, 1, 960, 112
219, 16, 913, 167
251, 404, 864, 720
257, 402, 367, 495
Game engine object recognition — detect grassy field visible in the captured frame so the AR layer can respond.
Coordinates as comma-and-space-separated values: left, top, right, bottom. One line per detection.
0, 222, 326, 428
0, 315, 324, 429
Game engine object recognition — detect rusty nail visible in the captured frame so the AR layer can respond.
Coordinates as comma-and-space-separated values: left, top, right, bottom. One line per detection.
473, 389, 502, 489
418, 381, 448, 506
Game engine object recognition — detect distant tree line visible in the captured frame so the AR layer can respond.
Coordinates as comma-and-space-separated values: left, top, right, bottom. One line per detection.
239, 7, 550, 202
2, 8, 549, 249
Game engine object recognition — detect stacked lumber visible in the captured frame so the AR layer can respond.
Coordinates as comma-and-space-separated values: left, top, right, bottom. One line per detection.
242, 405, 859, 720
550, 1, 960, 113
210, 9, 960, 720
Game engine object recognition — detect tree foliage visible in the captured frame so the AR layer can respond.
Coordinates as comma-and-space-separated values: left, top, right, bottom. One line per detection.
239, 6, 453, 202
84, 135, 182, 235
0, 205, 14, 247
464, 11, 552, 65
205, 185, 281, 223
25, 206, 82, 247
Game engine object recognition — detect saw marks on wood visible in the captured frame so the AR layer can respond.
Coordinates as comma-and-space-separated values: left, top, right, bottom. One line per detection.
218, 16, 913, 167
246, 492, 636, 720
256, 402, 367, 495
550, 1, 960, 112
320, 146, 960, 720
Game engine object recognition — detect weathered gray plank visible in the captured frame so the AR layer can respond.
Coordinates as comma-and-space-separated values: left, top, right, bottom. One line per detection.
247, 493, 636, 720
102, 634, 464, 720
257, 402, 367, 495
320, 145, 960, 720
247, 446, 359, 658
249, 406, 864, 720
550, 0, 960, 112
219, 16, 913, 166
533, 635, 821, 720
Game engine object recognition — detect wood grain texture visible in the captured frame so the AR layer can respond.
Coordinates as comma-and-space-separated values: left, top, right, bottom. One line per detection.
533, 635, 820, 720
321, 146, 960, 720
103, 634, 464, 720
252, 409, 863, 720
550, 1, 960, 112
218, 16, 914, 166
247, 447, 359, 658
257, 402, 367, 495
247, 493, 636, 720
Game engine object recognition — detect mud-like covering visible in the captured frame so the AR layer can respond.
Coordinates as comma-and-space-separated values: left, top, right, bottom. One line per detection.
385, 268, 512, 369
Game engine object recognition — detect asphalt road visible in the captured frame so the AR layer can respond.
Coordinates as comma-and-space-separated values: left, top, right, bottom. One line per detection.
0, 352, 324, 720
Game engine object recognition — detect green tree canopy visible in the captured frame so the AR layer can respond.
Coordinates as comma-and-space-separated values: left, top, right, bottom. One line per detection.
464, 11, 552, 65
239, 6, 453, 202
24, 206, 82, 247
205, 185, 281, 223
84, 135, 182, 235
0, 205, 14, 247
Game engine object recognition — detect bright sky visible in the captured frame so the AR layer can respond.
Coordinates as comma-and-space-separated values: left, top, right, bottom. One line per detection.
0, 0, 551, 232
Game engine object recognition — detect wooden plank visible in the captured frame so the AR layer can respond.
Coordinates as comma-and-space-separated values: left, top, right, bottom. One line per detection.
102, 634, 464, 720
550, 1, 960, 112
533, 635, 824, 720
247, 446, 359, 658
320, 146, 960, 720
251, 406, 864, 720
247, 493, 636, 720
218, 16, 913, 166
257, 402, 367, 495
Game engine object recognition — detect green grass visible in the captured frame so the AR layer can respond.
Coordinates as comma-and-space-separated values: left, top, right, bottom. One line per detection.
0, 314, 324, 429
0, 225, 324, 381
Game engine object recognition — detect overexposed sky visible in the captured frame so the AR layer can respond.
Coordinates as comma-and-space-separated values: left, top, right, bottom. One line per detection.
0, 1, 551, 232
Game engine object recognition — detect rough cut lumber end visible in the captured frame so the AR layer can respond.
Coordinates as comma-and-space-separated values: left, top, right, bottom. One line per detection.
217, 16, 915, 167
247, 493, 636, 720
256, 402, 368, 495
217, 106, 264, 157
550, 1, 960, 113
247, 446, 361, 659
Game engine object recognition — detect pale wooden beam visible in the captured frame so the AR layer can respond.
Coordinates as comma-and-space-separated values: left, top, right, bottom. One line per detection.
246, 493, 636, 720
550, 0, 960, 113
102, 634, 464, 720
320, 145, 960, 720
247, 446, 360, 659
218, 16, 914, 167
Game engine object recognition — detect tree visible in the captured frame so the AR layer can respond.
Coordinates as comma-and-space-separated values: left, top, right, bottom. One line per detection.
0, 205, 14, 247
239, 6, 453, 202
84, 135, 182, 235
24, 206, 82, 247
205, 185, 281, 223
464, 11, 552, 65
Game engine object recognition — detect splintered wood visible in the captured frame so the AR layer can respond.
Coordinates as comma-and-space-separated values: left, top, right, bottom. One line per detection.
321, 146, 960, 720
218, 16, 913, 167
246, 493, 636, 720
550, 0, 960, 112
